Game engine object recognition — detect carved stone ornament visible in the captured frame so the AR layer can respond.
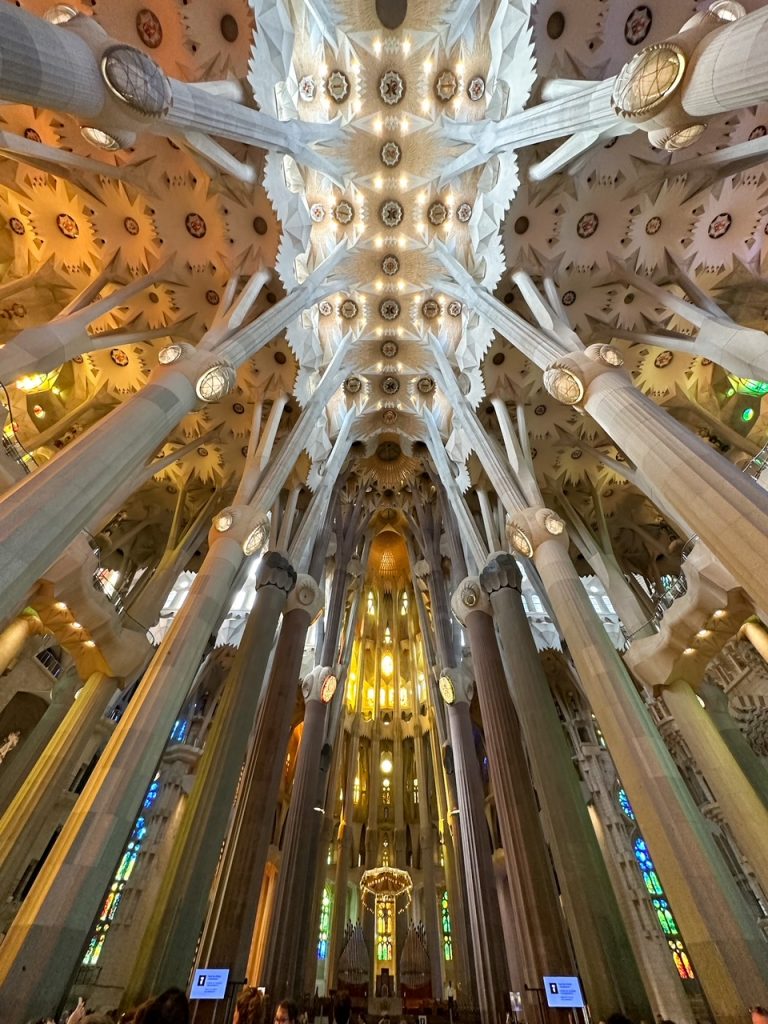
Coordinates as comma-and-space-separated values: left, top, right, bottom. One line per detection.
467, 76, 485, 101
382, 408, 398, 424
381, 339, 399, 358
334, 200, 354, 224
254, 550, 297, 593
299, 75, 316, 101
286, 573, 323, 618
447, 300, 462, 317
381, 253, 400, 276
456, 202, 472, 223
428, 202, 448, 226
380, 200, 404, 228
417, 375, 435, 394
344, 376, 363, 394
421, 299, 440, 320
340, 298, 358, 319
381, 376, 400, 394
380, 69, 405, 105
451, 577, 491, 623
319, 300, 333, 316
310, 203, 325, 222
327, 69, 350, 103
435, 69, 457, 102
380, 298, 401, 320
381, 140, 402, 167
479, 552, 522, 596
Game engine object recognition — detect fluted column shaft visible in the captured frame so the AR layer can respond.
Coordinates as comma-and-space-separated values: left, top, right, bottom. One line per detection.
697, 680, 768, 808
195, 585, 321, 987
0, 670, 117, 900
328, 720, 360, 988
262, 693, 329, 999
479, 556, 649, 1020
124, 553, 296, 1005
444, 694, 508, 1023
460, 595, 574, 1014
663, 678, 768, 895
0, 530, 247, 1021
530, 530, 768, 1024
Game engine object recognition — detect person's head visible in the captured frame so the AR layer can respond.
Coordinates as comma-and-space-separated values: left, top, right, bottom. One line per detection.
131, 989, 189, 1024
606, 1015, 634, 1024
333, 991, 351, 1024
234, 988, 264, 1024
274, 1002, 299, 1024
751, 1008, 768, 1024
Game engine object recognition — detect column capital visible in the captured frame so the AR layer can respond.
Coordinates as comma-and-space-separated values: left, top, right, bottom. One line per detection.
506, 505, 569, 558
543, 343, 627, 409
437, 660, 475, 706
254, 551, 297, 594
301, 664, 338, 704
450, 576, 491, 625
207, 505, 269, 554
152, 342, 237, 404
285, 574, 324, 619
480, 552, 522, 595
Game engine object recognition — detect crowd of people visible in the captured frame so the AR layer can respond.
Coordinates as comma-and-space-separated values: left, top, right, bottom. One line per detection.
26, 995, 768, 1024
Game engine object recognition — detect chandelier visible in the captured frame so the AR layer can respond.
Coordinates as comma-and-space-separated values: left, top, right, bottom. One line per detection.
360, 867, 413, 914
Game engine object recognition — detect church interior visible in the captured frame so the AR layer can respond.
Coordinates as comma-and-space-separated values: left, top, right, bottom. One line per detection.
0, 0, 767, 1022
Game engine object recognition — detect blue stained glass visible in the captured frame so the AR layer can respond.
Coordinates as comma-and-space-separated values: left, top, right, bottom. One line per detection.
144, 779, 160, 809
618, 788, 635, 820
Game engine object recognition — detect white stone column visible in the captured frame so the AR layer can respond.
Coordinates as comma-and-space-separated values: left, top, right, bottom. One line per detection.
506, 506, 768, 1024
543, 344, 768, 618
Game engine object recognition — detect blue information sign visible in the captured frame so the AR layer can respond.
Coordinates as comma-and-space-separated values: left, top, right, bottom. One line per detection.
190, 967, 230, 1000
542, 976, 585, 1009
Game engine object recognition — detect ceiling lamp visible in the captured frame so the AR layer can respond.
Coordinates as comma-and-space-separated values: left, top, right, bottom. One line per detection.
360, 867, 412, 913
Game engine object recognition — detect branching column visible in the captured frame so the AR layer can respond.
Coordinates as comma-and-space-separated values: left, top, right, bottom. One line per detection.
438, 665, 508, 1024
123, 552, 297, 1005
261, 666, 338, 1000
506, 506, 768, 1024
451, 579, 578, 1020
479, 554, 650, 1020
194, 576, 323, 991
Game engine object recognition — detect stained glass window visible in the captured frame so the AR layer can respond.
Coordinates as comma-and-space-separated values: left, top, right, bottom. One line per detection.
634, 838, 663, 895
625, 813, 694, 980
376, 898, 393, 961
317, 886, 332, 960
170, 718, 188, 743
441, 890, 453, 961
618, 788, 635, 820
82, 775, 160, 966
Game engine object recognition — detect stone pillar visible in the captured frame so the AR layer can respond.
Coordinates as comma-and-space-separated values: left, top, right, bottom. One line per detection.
194, 577, 323, 989
0, 611, 44, 675
0, 670, 118, 901
262, 666, 338, 999
0, 662, 79, 814
697, 679, 768, 808
543, 344, 768, 619
123, 552, 296, 1005
663, 678, 768, 895
739, 617, 768, 665
451, 579, 576, 1019
506, 506, 768, 1024
438, 666, 508, 1024
328, 719, 360, 988
0, 510, 261, 1021
479, 553, 651, 1021
0, 354, 216, 624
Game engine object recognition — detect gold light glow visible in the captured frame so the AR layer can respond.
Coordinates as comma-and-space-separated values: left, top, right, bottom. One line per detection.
381, 652, 394, 676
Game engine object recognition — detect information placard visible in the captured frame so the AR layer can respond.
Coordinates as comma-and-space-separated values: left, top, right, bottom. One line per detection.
190, 968, 230, 1000
542, 976, 585, 1009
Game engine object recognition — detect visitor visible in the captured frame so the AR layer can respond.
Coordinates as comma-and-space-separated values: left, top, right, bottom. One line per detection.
234, 987, 265, 1024
120, 988, 190, 1024
273, 1000, 299, 1024
333, 991, 351, 1024
751, 1008, 768, 1024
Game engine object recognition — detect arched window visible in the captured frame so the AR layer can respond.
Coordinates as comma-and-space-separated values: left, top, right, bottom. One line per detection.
441, 890, 453, 961
317, 886, 332, 960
